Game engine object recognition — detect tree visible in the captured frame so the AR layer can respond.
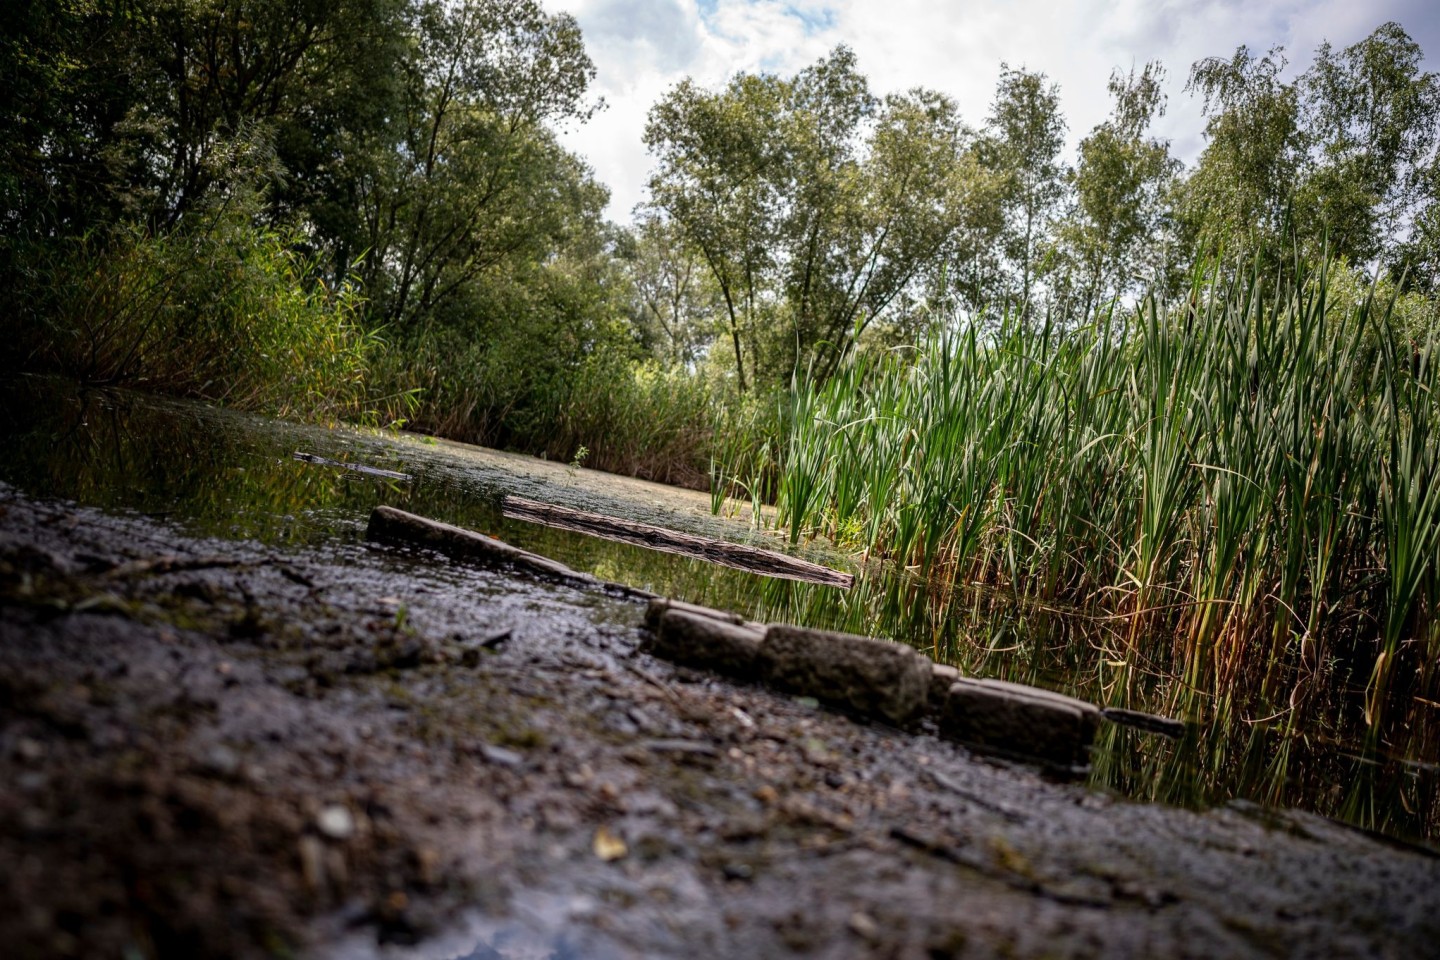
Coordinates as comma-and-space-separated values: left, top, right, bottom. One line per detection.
355, 0, 602, 332
1180, 24, 1440, 276
1054, 62, 1181, 313
644, 71, 787, 391
1180, 45, 1303, 261
981, 65, 1068, 317
1299, 22, 1440, 267
623, 214, 718, 366
644, 47, 970, 389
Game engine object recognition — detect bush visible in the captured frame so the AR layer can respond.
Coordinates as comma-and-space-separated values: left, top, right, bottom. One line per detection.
14, 199, 374, 422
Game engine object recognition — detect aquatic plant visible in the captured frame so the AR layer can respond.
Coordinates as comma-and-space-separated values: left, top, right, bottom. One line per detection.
717, 256, 1440, 746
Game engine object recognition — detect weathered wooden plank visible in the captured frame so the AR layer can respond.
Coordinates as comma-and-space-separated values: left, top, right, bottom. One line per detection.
501, 495, 854, 589
365, 505, 658, 600
366, 505, 587, 580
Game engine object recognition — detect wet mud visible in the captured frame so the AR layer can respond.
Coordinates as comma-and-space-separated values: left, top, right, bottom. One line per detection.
2, 485, 1438, 959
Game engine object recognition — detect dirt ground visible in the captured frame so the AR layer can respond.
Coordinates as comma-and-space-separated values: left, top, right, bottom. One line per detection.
2, 483, 1438, 960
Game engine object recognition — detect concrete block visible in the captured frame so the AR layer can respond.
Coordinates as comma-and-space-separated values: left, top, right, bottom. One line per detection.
643, 597, 753, 632
929, 663, 962, 711
760, 625, 931, 727
642, 608, 765, 679
939, 678, 1099, 767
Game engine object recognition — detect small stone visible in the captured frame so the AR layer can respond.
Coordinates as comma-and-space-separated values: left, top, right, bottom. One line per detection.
200, 744, 241, 779
478, 744, 523, 768
14, 737, 44, 762
317, 804, 355, 840
848, 911, 880, 941
722, 862, 754, 881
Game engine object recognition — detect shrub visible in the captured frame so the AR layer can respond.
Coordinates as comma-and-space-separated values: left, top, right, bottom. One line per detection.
17, 199, 374, 421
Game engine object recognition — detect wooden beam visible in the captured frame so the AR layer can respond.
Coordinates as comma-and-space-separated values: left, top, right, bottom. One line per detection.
501, 495, 854, 589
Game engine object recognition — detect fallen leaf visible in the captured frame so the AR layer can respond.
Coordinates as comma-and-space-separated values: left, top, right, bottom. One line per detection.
593, 825, 627, 862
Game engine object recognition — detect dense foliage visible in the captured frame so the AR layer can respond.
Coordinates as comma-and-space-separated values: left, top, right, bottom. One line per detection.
5, 7, 1437, 429
1, 0, 631, 441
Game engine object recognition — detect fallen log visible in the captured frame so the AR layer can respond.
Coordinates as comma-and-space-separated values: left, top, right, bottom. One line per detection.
501, 495, 853, 589
365, 505, 657, 601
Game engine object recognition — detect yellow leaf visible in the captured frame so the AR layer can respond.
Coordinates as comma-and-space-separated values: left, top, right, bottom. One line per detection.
592, 826, 627, 862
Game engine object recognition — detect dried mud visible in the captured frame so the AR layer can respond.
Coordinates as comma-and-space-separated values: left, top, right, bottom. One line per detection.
2, 485, 1437, 959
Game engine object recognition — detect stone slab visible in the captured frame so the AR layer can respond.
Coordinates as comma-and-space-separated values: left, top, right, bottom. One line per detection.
642, 608, 765, 679
939, 678, 1099, 767
759, 625, 931, 727
643, 597, 754, 632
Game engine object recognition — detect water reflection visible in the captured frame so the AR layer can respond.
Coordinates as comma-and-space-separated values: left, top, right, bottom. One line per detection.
1, 374, 1435, 846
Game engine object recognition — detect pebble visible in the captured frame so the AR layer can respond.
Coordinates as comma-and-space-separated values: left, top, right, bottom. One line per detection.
479, 744, 523, 768
317, 804, 355, 840
848, 911, 880, 941
201, 744, 241, 778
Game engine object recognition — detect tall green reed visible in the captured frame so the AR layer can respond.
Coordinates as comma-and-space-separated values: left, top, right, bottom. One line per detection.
718, 258, 1439, 739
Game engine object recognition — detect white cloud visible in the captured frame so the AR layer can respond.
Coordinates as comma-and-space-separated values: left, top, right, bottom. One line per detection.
542, 0, 1440, 222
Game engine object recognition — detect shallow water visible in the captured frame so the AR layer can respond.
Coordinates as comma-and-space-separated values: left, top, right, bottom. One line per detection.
1, 374, 1435, 847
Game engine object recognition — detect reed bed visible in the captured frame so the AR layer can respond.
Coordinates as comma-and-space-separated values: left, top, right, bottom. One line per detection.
717, 260, 1439, 744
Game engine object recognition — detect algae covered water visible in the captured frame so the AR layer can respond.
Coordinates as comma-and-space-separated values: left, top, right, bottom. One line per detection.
1, 374, 1434, 846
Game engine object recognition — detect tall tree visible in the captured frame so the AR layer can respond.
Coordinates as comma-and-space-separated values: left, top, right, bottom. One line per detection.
1054, 62, 1181, 313
356, 0, 602, 332
645, 47, 970, 388
1181, 45, 1303, 260
623, 213, 719, 366
0, 0, 411, 239
1299, 22, 1440, 266
981, 64, 1068, 317
644, 72, 787, 391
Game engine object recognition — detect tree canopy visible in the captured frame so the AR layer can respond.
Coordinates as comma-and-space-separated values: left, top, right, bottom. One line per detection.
5, 8, 1438, 403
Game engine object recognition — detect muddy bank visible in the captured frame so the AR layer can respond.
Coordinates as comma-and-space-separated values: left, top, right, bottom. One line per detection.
2, 485, 1438, 959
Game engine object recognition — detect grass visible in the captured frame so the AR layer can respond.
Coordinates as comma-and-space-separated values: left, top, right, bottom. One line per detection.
714, 256, 1440, 745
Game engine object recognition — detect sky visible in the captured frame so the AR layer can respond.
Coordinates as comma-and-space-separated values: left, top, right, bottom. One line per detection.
536, 0, 1440, 224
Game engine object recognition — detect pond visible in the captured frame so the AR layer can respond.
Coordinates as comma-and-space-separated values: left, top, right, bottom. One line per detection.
2, 374, 1434, 847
